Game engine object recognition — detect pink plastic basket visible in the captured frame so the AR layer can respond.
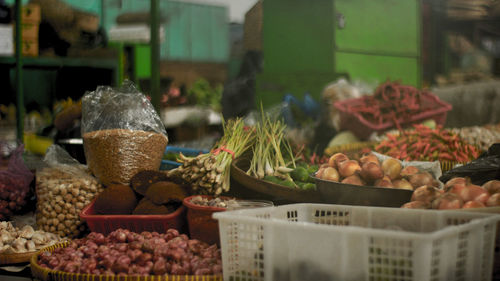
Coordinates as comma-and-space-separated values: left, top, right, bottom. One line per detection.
80, 199, 187, 235
333, 91, 452, 140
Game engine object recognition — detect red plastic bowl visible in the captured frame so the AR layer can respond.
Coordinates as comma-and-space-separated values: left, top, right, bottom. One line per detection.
79, 199, 187, 235
182, 195, 232, 246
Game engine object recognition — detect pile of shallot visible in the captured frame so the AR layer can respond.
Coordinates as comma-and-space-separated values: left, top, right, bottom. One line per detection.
37, 228, 222, 276
0, 144, 33, 220
316, 152, 439, 190
402, 179, 500, 209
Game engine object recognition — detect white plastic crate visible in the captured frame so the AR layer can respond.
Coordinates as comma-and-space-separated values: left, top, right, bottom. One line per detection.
213, 203, 500, 281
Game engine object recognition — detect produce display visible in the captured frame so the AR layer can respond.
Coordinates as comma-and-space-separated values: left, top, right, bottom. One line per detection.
375, 124, 480, 162
36, 166, 104, 238
81, 81, 169, 186
451, 125, 500, 152
402, 179, 500, 209
344, 81, 427, 129
189, 196, 237, 208
0, 222, 61, 253
37, 228, 222, 276
315, 152, 439, 190
0, 144, 33, 220
93, 172, 187, 215
170, 118, 255, 195
83, 129, 168, 186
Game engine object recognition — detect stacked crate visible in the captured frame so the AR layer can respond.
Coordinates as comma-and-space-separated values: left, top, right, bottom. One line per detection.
17, 3, 41, 57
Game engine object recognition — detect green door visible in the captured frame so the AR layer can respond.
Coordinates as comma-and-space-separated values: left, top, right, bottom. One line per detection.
333, 0, 421, 86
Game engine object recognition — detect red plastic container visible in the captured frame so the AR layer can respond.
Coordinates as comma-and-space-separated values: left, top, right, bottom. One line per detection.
333, 91, 452, 140
80, 199, 187, 235
182, 195, 230, 246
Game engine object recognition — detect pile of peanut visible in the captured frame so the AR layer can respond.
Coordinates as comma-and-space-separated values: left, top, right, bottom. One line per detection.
36, 167, 104, 238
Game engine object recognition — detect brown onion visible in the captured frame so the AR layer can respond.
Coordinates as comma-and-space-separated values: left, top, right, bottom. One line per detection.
381, 158, 402, 180
321, 167, 340, 182
452, 184, 489, 203
400, 166, 420, 178
359, 152, 380, 166
374, 176, 393, 188
444, 177, 468, 189
359, 162, 384, 183
401, 201, 430, 209
486, 193, 500, 207
482, 180, 500, 195
408, 172, 436, 189
411, 185, 443, 204
432, 193, 463, 210
393, 179, 414, 190
338, 160, 361, 178
462, 201, 486, 209
328, 153, 349, 169
341, 175, 365, 186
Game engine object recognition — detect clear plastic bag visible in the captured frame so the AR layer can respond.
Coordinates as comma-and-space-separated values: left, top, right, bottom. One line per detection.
81, 81, 169, 186
321, 78, 374, 130
0, 143, 33, 220
36, 145, 103, 238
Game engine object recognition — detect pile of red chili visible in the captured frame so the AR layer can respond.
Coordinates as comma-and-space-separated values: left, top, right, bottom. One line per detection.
347, 81, 426, 130
375, 124, 480, 162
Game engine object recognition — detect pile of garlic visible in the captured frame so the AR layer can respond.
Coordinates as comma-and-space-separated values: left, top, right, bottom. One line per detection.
0, 221, 62, 254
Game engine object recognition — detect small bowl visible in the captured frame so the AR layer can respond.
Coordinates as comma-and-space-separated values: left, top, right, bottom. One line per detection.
183, 195, 273, 246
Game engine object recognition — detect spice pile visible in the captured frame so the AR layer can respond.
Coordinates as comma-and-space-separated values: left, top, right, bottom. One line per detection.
375, 124, 480, 162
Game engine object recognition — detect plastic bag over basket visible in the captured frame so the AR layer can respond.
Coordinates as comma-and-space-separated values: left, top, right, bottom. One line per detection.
81, 81, 169, 186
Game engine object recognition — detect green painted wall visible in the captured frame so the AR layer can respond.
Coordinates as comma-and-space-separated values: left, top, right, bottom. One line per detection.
334, 0, 419, 55
257, 0, 421, 107
262, 0, 335, 74
335, 52, 419, 86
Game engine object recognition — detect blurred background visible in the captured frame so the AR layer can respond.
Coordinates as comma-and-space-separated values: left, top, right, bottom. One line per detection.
1, 0, 500, 159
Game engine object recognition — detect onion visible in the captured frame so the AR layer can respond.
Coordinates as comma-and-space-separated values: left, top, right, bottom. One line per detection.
432, 193, 463, 210
359, 152, 380, 166
315, 167, 325, 179
451, 184, 489, 203
321, 167, 340, 182
400, 166, 419, 178
411, 185, 443, 204
338, 160, 361, 178
462, 201, 486, 209
482, 180, 500, 195
381, 158, 402, 180
401, 201, 430, 209
341, 175, 365, 186
408, 172, 437, 189
486, 193, 500, 207
393, 179, 414, 190
444, 177, 468, 189
374, 176, 393, 188
328, 153, 349, 169
359, 162, 384, 183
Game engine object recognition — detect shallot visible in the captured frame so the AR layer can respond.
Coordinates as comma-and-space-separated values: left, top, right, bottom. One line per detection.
37, 229, 222, 276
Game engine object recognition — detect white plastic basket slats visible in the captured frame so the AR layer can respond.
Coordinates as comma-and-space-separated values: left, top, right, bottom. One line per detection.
213, 204, 500, 281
